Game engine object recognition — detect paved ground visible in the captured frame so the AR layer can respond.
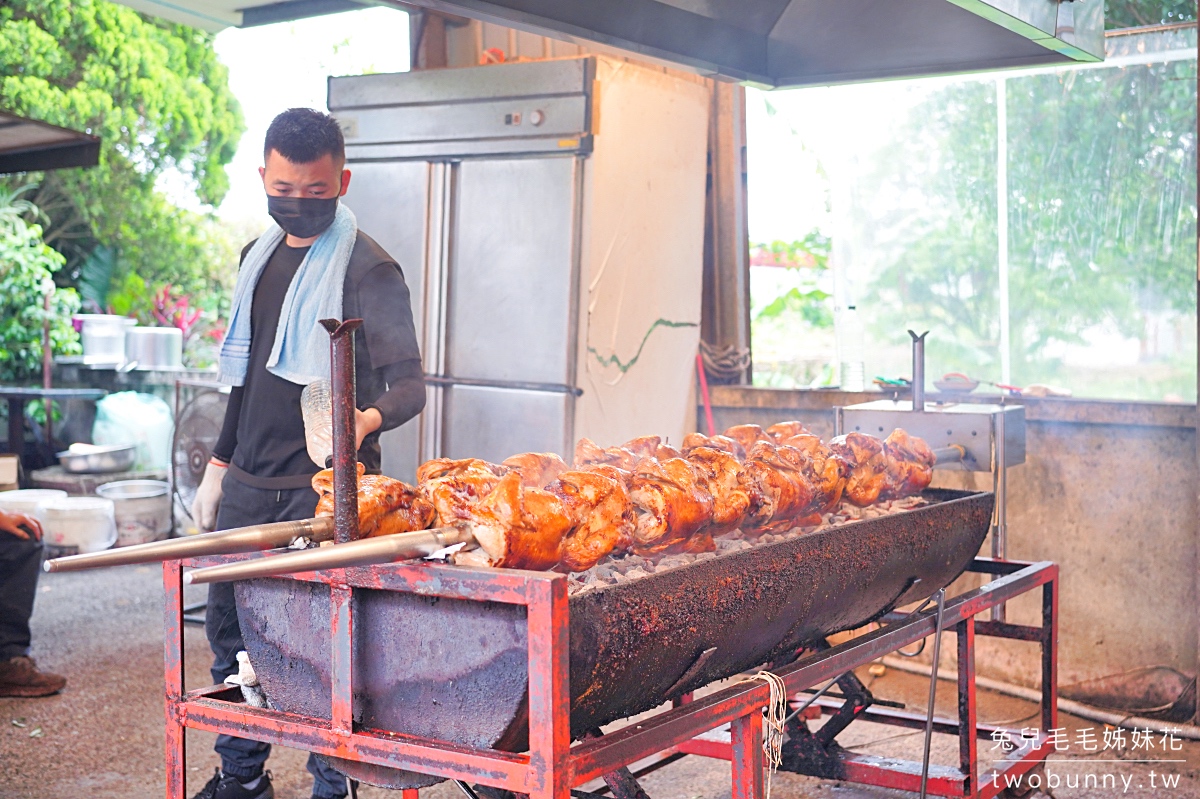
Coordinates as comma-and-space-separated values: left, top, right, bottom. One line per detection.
2, 564, 1197, 798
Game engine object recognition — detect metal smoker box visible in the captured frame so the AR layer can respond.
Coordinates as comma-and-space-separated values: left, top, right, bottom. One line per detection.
837, 400, 1026, 471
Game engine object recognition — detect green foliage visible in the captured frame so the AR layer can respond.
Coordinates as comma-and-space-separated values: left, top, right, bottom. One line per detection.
1106, 0, 1196, 28
106, 271, 155, 320
753, 233, 835, 328
0, 189, 80, 383
750, 233, 838, 387
857, 57, 1196, 399
757, 287, 833, 327
756, 232, 832, 269
0, 0, 244, 315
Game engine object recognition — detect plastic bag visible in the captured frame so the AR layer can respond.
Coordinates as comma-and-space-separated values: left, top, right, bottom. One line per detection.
92, 391, 174, 470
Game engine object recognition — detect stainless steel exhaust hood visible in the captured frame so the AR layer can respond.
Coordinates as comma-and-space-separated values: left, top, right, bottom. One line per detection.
113, 0, 1103, 86
395, 0, 1104, 86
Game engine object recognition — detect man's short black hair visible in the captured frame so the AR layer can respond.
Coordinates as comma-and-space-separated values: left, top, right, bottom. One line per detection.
264, 108, 345, 164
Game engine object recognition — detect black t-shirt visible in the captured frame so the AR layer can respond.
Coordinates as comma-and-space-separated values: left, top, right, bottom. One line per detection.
212, 233, 424, 488
233, 243, 311, 480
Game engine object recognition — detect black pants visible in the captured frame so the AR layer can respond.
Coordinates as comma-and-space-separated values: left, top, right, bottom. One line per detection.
0, 535, 42, 660
208, 473, 348, 798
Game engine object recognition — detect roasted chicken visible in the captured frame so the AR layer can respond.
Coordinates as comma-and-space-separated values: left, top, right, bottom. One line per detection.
417, 457, 508, 523
778, 434, 850, 514
574, 437, 641, 470
454, 471, 572, 570
655, 442, 682, 461
766, 421, 810, 442
882, 428, 936, 499
578, 462, 634, 488
549, 470, 636, 571
685, 446, 752, 535
628, 457, 714, 554
680, 432, 746, 461
381, 423, 940, 574
738, 441, 815, 533
502, 452, 569, 489
829, 433, 891, 506
622, 435, 662, 461
312, 464, 436, 537
722, 423, 772, 452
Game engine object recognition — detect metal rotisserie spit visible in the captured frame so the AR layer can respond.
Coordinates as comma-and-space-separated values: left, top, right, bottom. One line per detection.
233, 486, 992, 789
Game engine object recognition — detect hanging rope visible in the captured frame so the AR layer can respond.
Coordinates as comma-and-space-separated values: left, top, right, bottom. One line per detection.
699, 339, 751, 383
741, 670, 788, 799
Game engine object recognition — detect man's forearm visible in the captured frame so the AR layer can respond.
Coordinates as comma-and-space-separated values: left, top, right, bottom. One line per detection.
367, 368, 426, 432
211, 385, 244, 463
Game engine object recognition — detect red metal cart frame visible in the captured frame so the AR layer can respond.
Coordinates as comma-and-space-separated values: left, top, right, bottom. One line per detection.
163, 554, 1057, 799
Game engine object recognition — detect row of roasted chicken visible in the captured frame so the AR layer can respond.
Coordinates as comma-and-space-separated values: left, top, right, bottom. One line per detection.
310, 422, 936, 574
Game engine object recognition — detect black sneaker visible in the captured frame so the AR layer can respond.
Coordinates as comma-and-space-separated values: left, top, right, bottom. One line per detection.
192, 768, 274, 799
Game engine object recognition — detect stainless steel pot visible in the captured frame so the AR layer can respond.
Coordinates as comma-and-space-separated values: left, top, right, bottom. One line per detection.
57, 444, 137, 474
124, 327, 182, 370
75, 314, 129, 364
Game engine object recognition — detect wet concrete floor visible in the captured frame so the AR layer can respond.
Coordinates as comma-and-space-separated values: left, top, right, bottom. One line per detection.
2, 563, 1197, 798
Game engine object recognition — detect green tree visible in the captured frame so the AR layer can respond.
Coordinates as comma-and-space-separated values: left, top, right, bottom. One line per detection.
1106, 0, 1196, 28
0, 0, 244, 310
0, 188, 80, 383
857, 56, 1196, 399
856, 81, 1004, 376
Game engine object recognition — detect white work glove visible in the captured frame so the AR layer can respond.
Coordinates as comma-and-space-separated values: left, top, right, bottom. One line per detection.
192, 459, 226, 532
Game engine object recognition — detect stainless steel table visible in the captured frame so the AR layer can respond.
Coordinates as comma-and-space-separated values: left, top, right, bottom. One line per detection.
0, 386, 107, 457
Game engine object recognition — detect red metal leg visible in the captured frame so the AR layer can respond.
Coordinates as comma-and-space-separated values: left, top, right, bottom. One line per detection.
957, 617, 978, 798
164, 561, 186, 799
730, 711, 763, 799
331, 582, 354, 735
1041, 573, 1058, 731
526, 576, 571, 798
401, 790, 419, 798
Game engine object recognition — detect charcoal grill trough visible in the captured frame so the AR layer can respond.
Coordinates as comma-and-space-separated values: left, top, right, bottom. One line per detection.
233, 487, 992, 789
154, 321, 1057, 799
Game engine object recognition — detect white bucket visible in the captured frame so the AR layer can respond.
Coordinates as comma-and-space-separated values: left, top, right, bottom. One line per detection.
0, 489, 68, 522
96, 480, 171, 546
39, 497, 117, 555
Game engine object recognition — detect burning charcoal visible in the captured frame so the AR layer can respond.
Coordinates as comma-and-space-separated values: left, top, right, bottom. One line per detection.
625, 567, 652, 580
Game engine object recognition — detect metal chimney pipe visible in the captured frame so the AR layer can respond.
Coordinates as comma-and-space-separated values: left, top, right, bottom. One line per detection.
908, 330, 929, 411
321, 318, 363, 544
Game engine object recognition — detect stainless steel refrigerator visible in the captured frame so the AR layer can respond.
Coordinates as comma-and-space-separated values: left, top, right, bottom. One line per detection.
329, 56, 710, 481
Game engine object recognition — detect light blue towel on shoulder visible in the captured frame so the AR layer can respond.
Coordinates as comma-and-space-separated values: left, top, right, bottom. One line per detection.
218, 204, 358, 387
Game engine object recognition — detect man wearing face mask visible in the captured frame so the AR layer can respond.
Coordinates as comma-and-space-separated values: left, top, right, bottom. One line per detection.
188, 108, 424, 799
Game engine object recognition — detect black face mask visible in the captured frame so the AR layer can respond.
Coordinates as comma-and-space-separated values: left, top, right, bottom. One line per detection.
267, 195, 338, 239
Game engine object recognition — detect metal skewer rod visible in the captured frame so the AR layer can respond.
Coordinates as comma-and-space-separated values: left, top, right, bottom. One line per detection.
932, 445, 966, 465
44, 516, 335, 573
782, 674, 844, 726
183, 524, 475, 585
919, 587, 947, 799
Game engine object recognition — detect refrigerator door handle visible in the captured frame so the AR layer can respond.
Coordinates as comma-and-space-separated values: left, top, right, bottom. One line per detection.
424, 374, 583, 397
